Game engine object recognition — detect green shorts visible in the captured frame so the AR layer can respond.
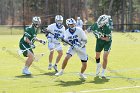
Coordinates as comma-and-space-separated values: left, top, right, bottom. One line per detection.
96, 39, 112, 52
19, 42, 33, 57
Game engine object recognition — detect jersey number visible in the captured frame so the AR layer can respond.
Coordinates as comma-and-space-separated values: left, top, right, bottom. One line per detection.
69, 39, 78, 44
54, 33, 60, 40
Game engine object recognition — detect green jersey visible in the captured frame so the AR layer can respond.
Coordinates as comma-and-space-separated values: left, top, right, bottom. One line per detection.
20, 25, 38, 44
19, 25, 38, 57
91, 23, 112, 41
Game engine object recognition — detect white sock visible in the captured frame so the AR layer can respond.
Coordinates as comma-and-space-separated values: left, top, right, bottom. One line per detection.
101, 69, 106, 76
60, 69, 64, 72
80, 73, 84, 75
96, 63, 101, 66
49, 63, 52, 65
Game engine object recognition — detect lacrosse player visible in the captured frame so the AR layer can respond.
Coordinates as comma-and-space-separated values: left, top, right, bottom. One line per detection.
45, 15, 65, 72
90, 14, 113, 78
76, 17, 83, 29
55, 18, 88, 79
19, 16, 46, 75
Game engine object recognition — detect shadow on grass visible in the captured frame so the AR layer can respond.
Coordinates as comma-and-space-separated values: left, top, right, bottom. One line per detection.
88, 76, 110, 84
39, 72, 56, 76
15, 74, 33, 78
55, 79, 86, 87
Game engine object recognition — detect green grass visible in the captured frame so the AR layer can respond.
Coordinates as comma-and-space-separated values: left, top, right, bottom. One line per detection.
0, 31, 140, 93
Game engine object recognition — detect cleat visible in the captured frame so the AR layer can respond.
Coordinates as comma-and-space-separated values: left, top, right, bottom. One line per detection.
22, 69, 31, 75
48, 64, 52, 70
101, 76, 106, 79
96, 63, 101, 76
53, 64, 58, 72
55, 70, 63, 76
79, 73, 87, 79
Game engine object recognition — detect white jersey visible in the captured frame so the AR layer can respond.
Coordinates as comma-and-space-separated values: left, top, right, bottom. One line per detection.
47, 23, 65, 43
64, 27, 88, 61
64, 27, 87, 46
76, 20, 83, 28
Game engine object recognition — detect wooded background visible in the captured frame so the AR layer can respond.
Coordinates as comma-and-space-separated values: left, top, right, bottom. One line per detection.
0, 0, 140, 31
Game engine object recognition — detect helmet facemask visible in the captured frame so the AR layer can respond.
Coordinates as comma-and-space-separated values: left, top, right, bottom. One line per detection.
97, 15, 109, 28
55, 15, 63, 28
66, 18, 76, 31
68, 24, 76, 31
56, 20, 63, 28
32, 16, 41, 28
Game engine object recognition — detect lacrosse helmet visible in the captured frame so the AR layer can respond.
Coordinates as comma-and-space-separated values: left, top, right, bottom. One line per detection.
66, 18, 76, 31
55, 15, 63, 28
77, 17, 81, 20
96, 14, 109, 28
32, 16, 41, 28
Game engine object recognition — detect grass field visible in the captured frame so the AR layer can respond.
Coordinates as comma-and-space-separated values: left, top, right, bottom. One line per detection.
0, 28, 140, 93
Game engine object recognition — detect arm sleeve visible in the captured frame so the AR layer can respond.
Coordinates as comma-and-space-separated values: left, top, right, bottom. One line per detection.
47, 25, 53, 32
105, 26, 112, 40
91, 23, 103, 39
24, 28, 32, 38
46, 25, 53, 38
61, 27, 65, 39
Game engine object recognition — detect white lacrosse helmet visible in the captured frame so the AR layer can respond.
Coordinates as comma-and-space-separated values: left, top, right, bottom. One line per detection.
66, 18, 76, 26
32, 16, 41, 27
96, 14, 109, 28
66, 18, 76, 30
55, 15, 63, 28
77, 17, 80, 20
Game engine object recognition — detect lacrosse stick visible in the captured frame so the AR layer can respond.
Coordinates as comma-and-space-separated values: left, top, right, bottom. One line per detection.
43, 28, 96, 62
17, 48, 32, 55
18, 44, 45, 62
42, 28, 88, 55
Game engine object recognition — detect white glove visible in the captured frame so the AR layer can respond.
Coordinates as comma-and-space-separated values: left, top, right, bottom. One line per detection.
47, 37, 52, 43
73, 45, 82, 52
40, 40, 46, 45
73, 42, 81, 50
29, 43, 35, 49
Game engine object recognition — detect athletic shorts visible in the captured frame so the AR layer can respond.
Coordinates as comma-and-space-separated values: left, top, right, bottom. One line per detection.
48, 42, 62, 51
19, 42, 33, 57
96, 39, 112, 52
66, 46, 88, 62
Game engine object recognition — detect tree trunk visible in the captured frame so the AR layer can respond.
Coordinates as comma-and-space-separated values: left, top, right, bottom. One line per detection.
121, 0, 125, 31
128, 0, 133, 30
108, 0, 114, 15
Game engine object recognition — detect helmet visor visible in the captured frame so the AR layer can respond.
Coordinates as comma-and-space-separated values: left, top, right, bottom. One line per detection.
56, 20, 63, 24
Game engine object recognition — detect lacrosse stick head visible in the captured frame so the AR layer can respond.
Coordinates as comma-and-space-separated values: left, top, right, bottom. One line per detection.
17, 49, 24, 55
34, 53, 45, 62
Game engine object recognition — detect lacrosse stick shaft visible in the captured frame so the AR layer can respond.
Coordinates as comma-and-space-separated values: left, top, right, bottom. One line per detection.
42, 28, 88, 55
21, 44, 41, 62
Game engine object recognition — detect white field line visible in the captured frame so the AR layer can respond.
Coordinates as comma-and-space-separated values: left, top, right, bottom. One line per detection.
65, 86, 140, 93
108, 67, 140, 73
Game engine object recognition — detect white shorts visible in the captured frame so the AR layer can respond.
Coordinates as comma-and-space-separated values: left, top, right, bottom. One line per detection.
66, 46, 88, 61
48, 42, 62, 51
